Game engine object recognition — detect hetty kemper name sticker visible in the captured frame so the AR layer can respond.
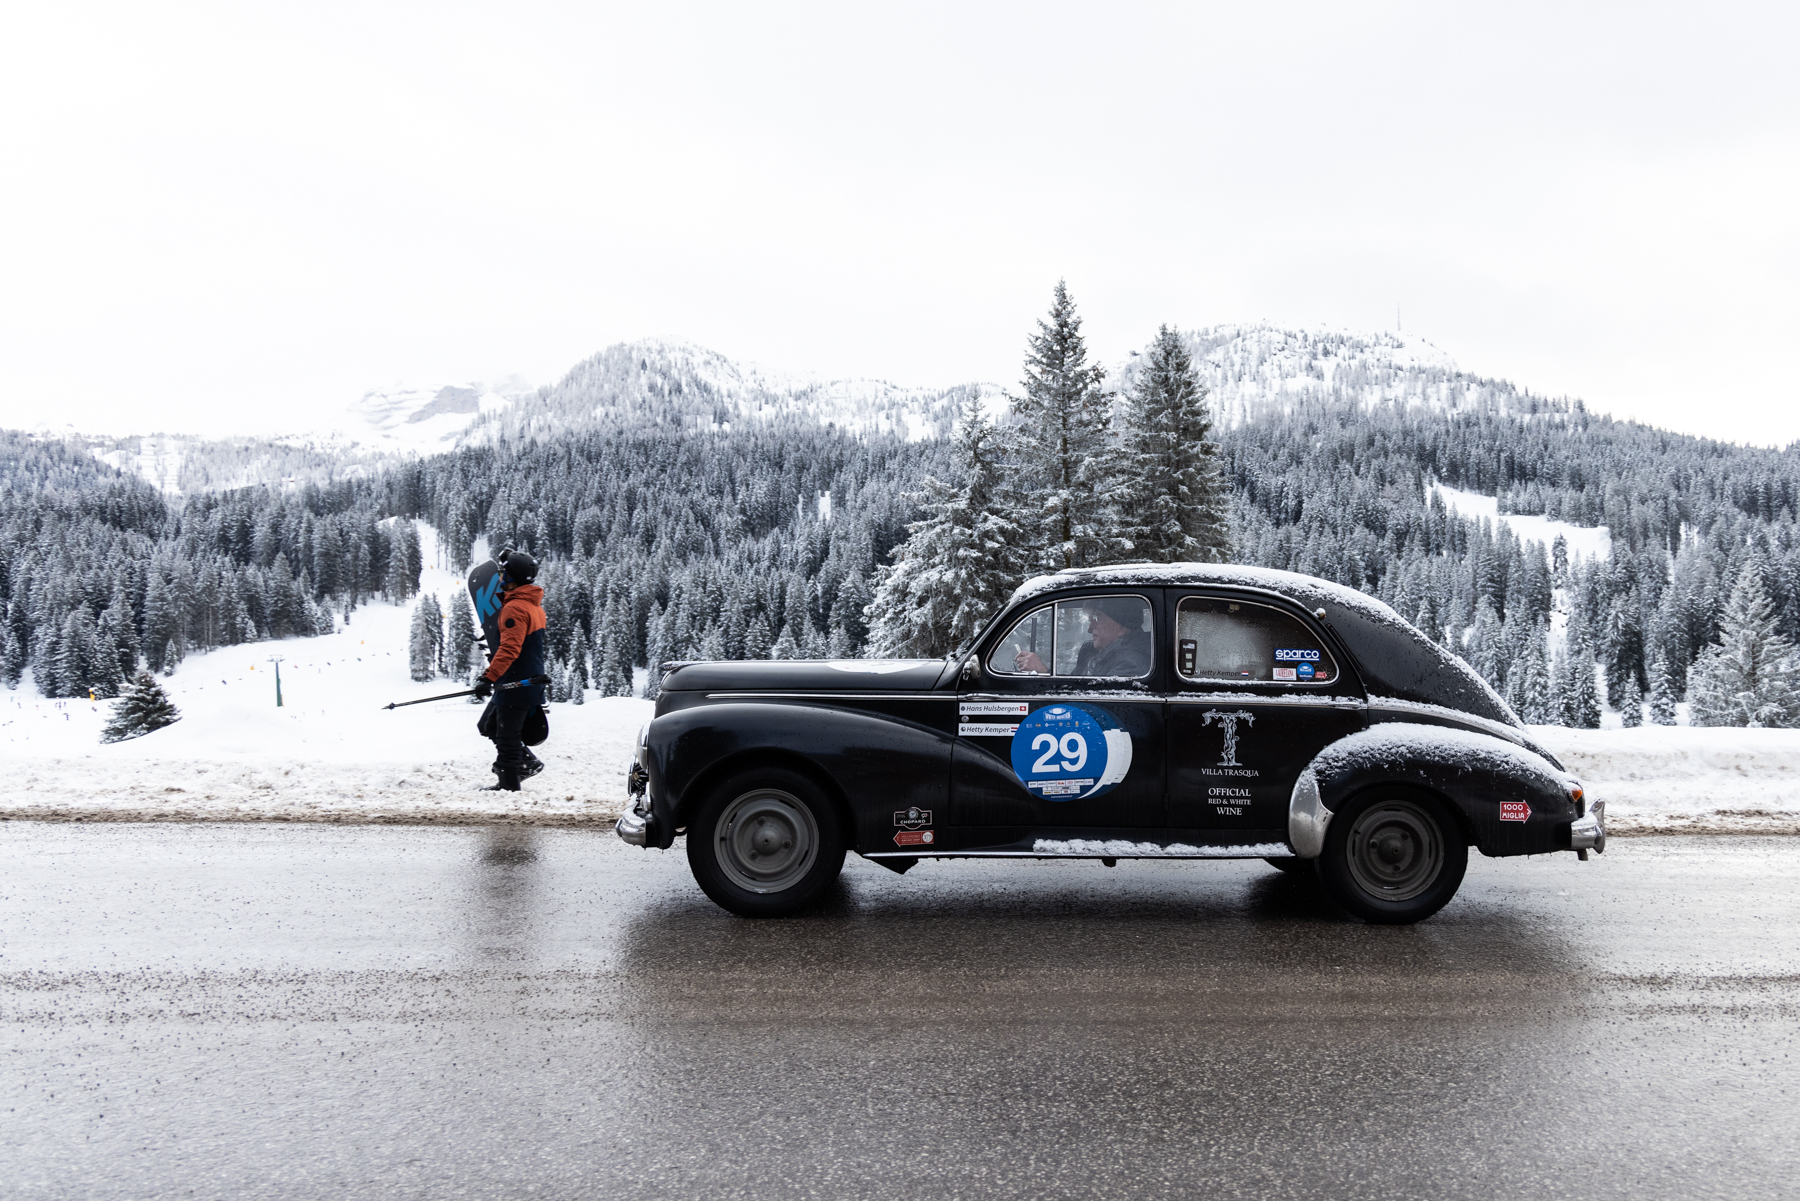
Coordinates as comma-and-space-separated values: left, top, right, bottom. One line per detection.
1499, 801, 1531, 822
1008, 704, 1132, 802
960, 701, 1029, 739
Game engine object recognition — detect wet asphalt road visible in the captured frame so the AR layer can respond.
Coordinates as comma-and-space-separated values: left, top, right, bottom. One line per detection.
2, 826, 1797, 1200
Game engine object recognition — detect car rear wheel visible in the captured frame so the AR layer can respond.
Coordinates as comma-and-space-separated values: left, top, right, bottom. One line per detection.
686, 768, 846, 917
1316, 790, 1467, 924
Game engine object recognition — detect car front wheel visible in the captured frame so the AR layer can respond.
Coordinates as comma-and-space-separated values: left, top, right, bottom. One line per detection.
686, 768, 846, 917
1316, 790, 1467, 924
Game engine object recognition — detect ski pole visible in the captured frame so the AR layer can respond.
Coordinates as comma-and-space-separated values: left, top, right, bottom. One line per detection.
381, 676, 550, 710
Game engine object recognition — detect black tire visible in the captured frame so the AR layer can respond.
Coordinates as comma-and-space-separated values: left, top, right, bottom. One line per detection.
1264, 856, 1314, 875
686, 767, 847, 918
1316, 789, 1467, 924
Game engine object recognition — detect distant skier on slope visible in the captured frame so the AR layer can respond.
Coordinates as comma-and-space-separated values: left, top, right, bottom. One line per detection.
472, 549, 548, 791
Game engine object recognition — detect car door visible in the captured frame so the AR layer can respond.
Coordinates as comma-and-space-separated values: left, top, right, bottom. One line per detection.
1164, 591, 1366, 839
951, 590, 1167, 834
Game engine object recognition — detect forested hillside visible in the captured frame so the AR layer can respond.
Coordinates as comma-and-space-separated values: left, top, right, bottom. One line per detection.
6, 322, 1799, 727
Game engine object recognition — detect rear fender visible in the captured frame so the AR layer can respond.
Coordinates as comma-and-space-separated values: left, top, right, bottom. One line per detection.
1292, 723, 1577, 858
645, 702, 952, 853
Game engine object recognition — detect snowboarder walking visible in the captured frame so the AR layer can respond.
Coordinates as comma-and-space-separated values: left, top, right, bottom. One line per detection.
472, 550, 548, 790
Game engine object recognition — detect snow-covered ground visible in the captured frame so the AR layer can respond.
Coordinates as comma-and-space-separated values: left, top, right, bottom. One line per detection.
1432, 483, 1613, 562
1534, 726, 1800, 835
0, 541, 651, 827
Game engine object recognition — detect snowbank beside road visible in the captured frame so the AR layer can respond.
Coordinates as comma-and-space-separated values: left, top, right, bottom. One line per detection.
1533, 726, 1800, 835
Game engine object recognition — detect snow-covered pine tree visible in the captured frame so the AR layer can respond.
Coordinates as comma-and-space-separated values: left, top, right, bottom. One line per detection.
567, 623, 592, 694
1564, 639, 1602, 729
1114, 325, 1230, 563
1687, 561, 1800, 727
100, 669, 181, 743
865, 394, 1023, 659
161, 638, 182, 677
408, 594, 444, 682
448, 595, 478, 678
1616, 673, 1644, 727
1648, 653, 1678, 725
1007, 281, 1115, 572
1513, 628, 1553, 724
595, 611, 631, 697
743, 612, 773, 661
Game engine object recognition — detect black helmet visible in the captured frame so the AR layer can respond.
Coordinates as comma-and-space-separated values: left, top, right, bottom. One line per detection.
500, 548, 539, 586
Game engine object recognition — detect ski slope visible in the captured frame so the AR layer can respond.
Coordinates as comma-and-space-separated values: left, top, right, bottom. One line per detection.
0, 535, 651, 826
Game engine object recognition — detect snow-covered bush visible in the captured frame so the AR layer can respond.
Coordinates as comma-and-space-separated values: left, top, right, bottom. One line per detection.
100, 669, 181, 743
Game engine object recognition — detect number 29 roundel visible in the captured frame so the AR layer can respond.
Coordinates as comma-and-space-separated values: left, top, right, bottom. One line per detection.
1009, 705, 1133, 802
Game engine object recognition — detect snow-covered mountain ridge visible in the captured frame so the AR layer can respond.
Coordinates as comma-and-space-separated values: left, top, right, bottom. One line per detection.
67, 324, 1600, 497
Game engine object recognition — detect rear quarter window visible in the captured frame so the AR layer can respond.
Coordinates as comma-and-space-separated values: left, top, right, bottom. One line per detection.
1175, 597, 1337, 685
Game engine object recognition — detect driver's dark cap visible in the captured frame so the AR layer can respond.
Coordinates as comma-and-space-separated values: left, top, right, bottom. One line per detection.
1085, 597, 1143, 630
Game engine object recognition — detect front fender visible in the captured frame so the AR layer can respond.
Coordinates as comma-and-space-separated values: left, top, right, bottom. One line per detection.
644, 702, 952, 852
1291, 723, 1578, 858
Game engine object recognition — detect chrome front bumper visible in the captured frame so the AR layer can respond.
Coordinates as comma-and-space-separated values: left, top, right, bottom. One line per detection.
1570, 799, 1607, 856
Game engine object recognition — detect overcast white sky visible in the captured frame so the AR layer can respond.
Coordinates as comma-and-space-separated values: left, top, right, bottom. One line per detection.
2, 2, 1796, 444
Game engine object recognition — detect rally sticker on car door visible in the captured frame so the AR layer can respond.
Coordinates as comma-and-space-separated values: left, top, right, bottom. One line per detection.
1009, 704, 1133, 801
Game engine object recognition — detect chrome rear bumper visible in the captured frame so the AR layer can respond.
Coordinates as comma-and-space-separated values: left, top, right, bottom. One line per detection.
616, 798, 651, 846
1570, 799, 1606, 856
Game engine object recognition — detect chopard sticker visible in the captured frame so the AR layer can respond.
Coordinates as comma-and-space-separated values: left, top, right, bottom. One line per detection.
1272, 667, 1297, 681
960, 723, 1021, 737
1274, 648, 1322, 662
894, 830, 935, 847
1009, 704, 1132, 802
1500, 801, 1531, 822
961, 702, 1031, 716
894, 807, 933, 829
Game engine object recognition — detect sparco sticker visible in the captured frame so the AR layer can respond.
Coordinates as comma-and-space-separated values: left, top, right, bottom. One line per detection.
1009, 704, 1132, 802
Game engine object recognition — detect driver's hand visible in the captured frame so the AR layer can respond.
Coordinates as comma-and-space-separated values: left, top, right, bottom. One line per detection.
1013, 651, 1048, 674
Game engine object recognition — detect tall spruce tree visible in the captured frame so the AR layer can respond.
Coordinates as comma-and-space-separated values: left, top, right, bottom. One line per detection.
865, 394, 1023, 659
1115, 325, 1230, 562
1687, 561, 1800, 727
1007, 281, 1115, 572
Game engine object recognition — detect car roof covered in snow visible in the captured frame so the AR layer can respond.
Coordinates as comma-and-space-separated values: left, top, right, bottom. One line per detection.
1007, 563, 1520, 728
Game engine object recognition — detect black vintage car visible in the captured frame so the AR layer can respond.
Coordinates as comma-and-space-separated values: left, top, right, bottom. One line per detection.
619, 564, 1605, 923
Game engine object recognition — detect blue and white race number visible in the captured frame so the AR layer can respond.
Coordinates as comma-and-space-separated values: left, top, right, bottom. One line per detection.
1009, 704, 1134, 802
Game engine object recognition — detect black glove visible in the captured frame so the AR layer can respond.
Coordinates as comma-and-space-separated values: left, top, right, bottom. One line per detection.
472, 678, 494, 700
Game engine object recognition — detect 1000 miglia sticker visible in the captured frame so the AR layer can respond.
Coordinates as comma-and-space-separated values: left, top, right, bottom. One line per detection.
1007, 705, 1133, 801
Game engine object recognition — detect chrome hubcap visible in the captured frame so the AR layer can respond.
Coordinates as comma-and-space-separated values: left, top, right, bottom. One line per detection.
715, 788, 818, 895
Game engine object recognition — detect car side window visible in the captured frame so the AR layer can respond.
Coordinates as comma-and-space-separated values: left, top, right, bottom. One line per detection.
989, 596, 1153, 678
1175, 596, 1336, 684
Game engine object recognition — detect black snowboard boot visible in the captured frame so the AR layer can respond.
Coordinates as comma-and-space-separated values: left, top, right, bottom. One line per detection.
481, 767, 523, 792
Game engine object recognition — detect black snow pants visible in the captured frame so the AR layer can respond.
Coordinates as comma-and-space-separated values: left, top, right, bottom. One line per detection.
489, 705, 530, 783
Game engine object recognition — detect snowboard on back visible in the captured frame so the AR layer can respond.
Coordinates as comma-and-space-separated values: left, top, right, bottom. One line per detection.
467, 557, 506, 663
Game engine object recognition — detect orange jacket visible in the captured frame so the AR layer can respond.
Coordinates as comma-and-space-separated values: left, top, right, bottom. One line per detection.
483, 583, 546, 684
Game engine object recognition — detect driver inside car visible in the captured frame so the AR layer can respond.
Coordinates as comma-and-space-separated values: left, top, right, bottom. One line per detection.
1013, 598, 1151, 677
